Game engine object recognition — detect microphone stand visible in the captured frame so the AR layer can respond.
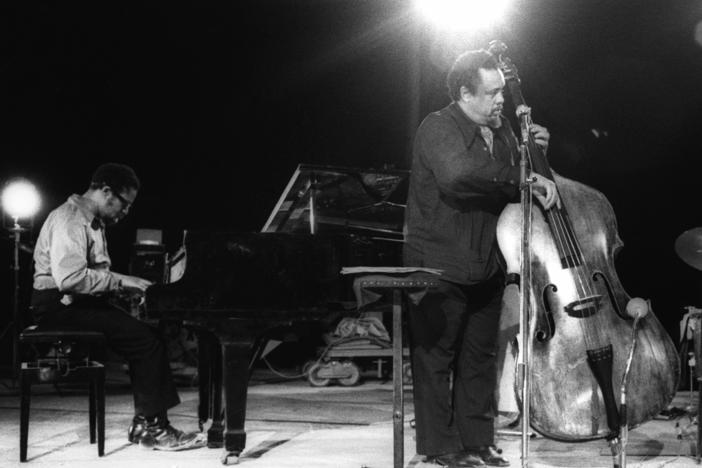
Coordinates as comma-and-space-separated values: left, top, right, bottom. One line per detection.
485, 40, 537, 465
618, 309, 645, 468
515, 104, 535, 468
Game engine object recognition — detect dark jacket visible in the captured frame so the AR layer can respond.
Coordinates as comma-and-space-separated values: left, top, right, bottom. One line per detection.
403, 102, 521, 284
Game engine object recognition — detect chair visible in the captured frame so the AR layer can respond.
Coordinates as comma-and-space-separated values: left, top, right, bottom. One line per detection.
19, 326, 106, 462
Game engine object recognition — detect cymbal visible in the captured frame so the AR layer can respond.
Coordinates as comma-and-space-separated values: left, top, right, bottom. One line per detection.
675, 228, 702, 271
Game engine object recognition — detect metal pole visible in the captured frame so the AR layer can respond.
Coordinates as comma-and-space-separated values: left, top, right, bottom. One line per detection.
392, 288, 404, 468
308, 175, 317, 235
514, 102, 536, 468
618, 316, 641, 468
407, 12, 422, 163
518, 141, 533, 468
11, 221, 22, 380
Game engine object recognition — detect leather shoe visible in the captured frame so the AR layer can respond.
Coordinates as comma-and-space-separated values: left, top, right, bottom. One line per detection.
128, 415, 203, 451
467, 446, 510, 467
427, 451, 486, 467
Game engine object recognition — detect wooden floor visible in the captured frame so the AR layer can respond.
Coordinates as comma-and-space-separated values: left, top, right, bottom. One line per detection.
0, 365, 700, 468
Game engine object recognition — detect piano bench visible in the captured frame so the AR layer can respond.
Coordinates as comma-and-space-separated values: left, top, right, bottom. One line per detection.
18, 327, 106, 462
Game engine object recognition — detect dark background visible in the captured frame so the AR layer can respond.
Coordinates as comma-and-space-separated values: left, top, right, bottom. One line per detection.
1, 0, 702, 367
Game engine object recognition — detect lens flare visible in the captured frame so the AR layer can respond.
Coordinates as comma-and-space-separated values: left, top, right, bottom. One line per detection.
1, 179, 41, 220
414, 0, 511, 31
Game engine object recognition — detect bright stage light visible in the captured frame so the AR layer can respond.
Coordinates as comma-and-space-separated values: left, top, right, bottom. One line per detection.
413, 0, 511, 31
1, 179, 41, 221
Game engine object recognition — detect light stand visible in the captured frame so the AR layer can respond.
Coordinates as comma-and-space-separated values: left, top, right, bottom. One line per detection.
1, 179, 41, 381
8, 219, 26, 379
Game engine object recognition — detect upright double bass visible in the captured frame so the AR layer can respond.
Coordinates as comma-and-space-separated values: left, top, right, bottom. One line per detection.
493, 42, 680, 441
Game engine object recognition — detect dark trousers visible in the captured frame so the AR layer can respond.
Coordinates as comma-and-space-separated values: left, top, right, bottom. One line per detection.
31, 289, 180, 417
408, 276, 503, 456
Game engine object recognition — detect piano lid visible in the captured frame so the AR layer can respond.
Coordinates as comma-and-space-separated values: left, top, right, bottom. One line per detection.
261, 164, 409, 237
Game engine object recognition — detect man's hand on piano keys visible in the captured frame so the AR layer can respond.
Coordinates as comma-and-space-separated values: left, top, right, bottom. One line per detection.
109, 273, 152, 318
114, 272, 153, 293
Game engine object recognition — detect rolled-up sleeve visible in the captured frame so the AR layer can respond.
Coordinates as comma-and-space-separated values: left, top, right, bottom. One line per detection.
50, 218, 120, 294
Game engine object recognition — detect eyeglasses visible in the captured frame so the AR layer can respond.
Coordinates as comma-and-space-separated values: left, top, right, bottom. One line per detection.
112, 190, 133, 211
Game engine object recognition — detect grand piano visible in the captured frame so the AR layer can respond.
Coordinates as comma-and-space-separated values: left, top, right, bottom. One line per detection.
142, 164, 409, 463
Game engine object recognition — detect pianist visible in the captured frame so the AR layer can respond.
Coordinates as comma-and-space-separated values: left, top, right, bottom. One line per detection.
30, 162, 200, 451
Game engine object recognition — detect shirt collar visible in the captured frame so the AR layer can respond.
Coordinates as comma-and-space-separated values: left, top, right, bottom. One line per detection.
67, 194, 104, 230
448, 101, 479, 140
448, 101, 507, 142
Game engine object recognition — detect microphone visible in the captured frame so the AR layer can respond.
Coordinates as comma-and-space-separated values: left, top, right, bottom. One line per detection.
625, 297, 649, 319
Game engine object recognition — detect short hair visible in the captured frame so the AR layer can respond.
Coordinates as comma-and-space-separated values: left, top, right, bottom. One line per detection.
446, 49, 499, 101
89, 163, 140, 194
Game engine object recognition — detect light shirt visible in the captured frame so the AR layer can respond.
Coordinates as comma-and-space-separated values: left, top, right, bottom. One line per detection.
479, 125, 494, 156
33, 194, 121, 299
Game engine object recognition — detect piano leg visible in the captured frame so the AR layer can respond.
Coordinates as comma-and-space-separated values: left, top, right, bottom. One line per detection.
194, 330, 213, 432
218, 334, 256, 464
209, 349, 224, 449
200, 331, 224, 448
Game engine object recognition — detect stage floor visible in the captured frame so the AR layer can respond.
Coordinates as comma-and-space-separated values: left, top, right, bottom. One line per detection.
0, 364, 699, 468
